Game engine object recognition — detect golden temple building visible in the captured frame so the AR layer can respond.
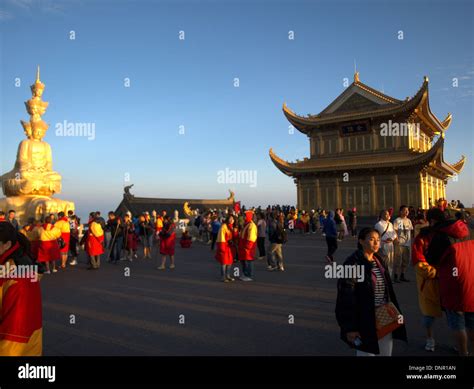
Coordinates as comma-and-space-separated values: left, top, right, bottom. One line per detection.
270, 72, 466, 216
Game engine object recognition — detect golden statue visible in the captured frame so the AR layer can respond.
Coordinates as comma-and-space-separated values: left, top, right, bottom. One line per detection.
0, 67, 74, 224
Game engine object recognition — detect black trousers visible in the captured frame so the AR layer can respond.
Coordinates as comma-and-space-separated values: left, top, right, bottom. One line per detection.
326, 236, 338, 260
211, 233, 218, 250
257, 237, 266, 257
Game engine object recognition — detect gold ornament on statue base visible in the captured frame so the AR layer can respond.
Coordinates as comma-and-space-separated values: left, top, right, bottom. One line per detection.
0, 67, 75, 225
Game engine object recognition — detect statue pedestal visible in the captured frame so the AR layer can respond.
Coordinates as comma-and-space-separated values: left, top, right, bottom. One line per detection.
0, 195, 75, 226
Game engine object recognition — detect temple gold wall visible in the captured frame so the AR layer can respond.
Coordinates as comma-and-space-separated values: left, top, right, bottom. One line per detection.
296, 171, 445, 215
310, 117, 433, 158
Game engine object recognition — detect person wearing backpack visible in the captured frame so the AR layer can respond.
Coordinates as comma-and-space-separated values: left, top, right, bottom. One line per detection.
425, 210, 474, 356
267, 212, 287, 271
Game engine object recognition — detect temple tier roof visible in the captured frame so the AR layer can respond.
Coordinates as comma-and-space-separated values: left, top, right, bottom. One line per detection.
283, 75, 451, 137
269, 135, 465, 178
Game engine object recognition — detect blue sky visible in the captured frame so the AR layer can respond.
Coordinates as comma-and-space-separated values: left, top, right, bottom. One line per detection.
1, 0, 473, 218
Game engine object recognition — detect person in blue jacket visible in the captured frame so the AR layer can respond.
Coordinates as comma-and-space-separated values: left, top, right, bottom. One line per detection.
323, 210, 338, 262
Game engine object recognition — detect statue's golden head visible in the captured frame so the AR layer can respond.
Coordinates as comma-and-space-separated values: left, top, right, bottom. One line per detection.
31, 120, 48, 140
30, 81, 45, 98
30, 66, 45, 98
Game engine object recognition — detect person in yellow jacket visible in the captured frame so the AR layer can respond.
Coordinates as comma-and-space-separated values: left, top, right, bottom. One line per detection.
411, 209, 444, 352
37, 216, 62, 274
86, 213, 105, 270
238, 211, 257, 281
54, 211, 71, 269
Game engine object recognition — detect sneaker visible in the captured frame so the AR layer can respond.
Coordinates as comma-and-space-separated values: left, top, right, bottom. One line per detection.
157, 266, 165, 270
393, 274, 400, 283
400, 274, 410, 282
69, 259, 78, 266
44, 270, 51, 274
279, 266, 285, 272
226, 276, 235, 282
267, 266, 278, 271
267, 265, 274, 270
52, 268, 58, 273
169, 264, 175, 269
425, 338, 435, 352
134, 254, 138, 259
221, 277, 229, 283
241, 277, 253, 282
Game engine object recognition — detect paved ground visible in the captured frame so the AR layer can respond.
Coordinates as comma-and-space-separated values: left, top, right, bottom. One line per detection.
41, 233, 457, 356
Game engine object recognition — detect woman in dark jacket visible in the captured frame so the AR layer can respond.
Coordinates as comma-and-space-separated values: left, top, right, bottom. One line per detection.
335, 227, 407, 355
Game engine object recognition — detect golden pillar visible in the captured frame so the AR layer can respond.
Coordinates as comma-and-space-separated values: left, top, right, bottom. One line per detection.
419, 172, 425, 209
393, 174, 400, 209
315, 178, 321, 208
335, 178, 341, 207
370, 175, 377, 215
296, 179, 302, 209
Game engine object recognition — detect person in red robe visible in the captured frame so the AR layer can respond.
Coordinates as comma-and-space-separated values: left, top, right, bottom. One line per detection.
123, 214, 138, 261
238, 210, 257, 281
215, 215, 235, 282
0, 222, 42, 356
37, 216, 61, 274
157, 215, 176, 270
86, 212, 104, 270
180, 230, 192, 248
54, 211, 70, 269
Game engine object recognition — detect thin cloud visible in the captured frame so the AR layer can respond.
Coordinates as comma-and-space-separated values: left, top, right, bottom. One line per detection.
0, 10, 13, 20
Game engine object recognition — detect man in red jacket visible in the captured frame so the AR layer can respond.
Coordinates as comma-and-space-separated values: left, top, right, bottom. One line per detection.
426, 212, 474, 356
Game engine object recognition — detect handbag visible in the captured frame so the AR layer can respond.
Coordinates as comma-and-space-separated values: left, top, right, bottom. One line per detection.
374, 268, 402, 339
375, 302, 401, 339
57, 237, 66, 249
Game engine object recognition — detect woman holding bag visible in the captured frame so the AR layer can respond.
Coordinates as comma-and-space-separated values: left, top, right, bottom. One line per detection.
335, 227, 407, 356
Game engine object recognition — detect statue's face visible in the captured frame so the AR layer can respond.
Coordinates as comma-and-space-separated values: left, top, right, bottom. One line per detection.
33, 85, 44, 98
32, 125, 45, 140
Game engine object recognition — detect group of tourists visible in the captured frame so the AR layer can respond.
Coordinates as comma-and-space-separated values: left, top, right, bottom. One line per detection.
335, 200, 473, 357
198, 208, 288, 282
0, 196, 472, 357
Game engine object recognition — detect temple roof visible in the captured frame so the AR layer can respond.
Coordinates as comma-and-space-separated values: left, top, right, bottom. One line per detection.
283, 74, 451, 137
115, 188, 235, 217
269, 135, 465, 177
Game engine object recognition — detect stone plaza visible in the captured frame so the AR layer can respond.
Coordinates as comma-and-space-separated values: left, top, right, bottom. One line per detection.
41, 233, 455, 356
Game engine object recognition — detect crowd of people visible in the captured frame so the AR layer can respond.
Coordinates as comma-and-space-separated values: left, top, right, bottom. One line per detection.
0, 196, 472, 357
336, 201, 473, 357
